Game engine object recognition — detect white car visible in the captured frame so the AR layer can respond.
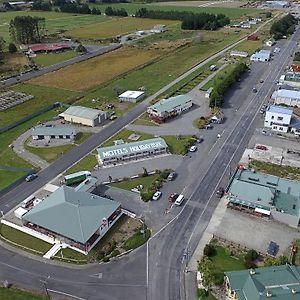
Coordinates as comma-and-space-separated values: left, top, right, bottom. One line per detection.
152, 191, 162, 201
189, 145, 197, 152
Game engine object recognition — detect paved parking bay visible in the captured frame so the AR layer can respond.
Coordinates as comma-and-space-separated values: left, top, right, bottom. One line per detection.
214, 209, 300, 255
92, 154, 183, 183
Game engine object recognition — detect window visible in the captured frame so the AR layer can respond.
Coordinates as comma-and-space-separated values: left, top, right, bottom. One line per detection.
277, 116, 283, 121
279, 127, 283, 131
51, 135, 55, 139
273, 126, 277, 129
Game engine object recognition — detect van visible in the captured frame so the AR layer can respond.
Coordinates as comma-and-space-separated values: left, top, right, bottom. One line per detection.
174, 194, 184, 206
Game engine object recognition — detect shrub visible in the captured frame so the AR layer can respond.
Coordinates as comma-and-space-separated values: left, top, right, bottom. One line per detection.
203, 244, 216, 257
213, 272, 224, 285
197, 288, 208, 298
102, 256, 110, 262
8, 43, 17, 53
110, 249, 120, 257
141, 191, 154, 202
160, 169, 171, 180
245, 249, 258, 262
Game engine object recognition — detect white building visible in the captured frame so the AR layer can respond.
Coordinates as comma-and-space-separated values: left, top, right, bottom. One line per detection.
62, 106, 107, 127
264, 105, 293, 133
150, 25, 166, 33
250, 50, 271, 62
265, 39, 275, 47
205, 87, 213, 99
118, 90, 145, 103
32, 125, 77, 141
230, 51, 248, 58
279, 72, 300, 88
272, 89, 300, 107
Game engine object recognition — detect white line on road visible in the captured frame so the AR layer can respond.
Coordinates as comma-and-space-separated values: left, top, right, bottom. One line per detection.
47, 289, 86, 300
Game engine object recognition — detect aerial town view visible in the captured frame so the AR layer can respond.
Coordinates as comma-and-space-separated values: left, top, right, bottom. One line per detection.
1, 0, 300, 299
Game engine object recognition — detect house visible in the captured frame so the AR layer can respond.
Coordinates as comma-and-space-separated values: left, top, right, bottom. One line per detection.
247, 33, 258, 41
228, 168, 300, 227
118, 90, 145, 103
225, 265, 300, 300
4, 1, 33, 9
290, 64, 300, 73
279, 72, 300, 88
61, 106, 107, 127
266, 0, 290, 8
29, 43, 72, 53
31, 125, 77, 141
264, 105, 293, 133
230, 51, 248, 58
150, 25, 166, 33
250, 50, 271, 62
97, 137, 168, 166
205, 87, 213, 99
147, 94, 193, 123
272, 89, 300, 107
22, 185, 122, 253
265, 39, 275, 47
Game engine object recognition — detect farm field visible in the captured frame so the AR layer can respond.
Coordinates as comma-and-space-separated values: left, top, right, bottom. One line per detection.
66, 17, 179, 39
33, 51, 78, 67
30, 46, 162, 91
0, 84, 77, 128
155, 1, 248, 8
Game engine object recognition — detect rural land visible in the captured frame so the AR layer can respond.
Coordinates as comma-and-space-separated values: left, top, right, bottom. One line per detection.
1, 0, 300, 300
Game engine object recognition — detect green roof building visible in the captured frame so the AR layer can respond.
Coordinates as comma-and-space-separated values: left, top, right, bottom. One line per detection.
32, 125, 77, 141
147, 94, 193, 123
228, 169, 300, 227
225, 265, 300, 300
97, 137, 168, 166
22, 186, 121, 252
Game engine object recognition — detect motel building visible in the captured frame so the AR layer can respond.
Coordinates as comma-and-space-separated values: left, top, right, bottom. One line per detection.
97, 137, 168, 166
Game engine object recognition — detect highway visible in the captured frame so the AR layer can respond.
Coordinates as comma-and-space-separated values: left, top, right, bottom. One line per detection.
0, 19, 298, 300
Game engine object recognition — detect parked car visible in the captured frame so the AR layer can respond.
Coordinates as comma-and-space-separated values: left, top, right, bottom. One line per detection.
106, 104, 115, 109
167, 172, 177, 181
25, 174, 38, 182
216, 187, 225, 198
109, 115, 117, 120
169, 193, 179, 203
197, 137, 204, 143
189, 145, 197, 152
260, 79, 264, 83
152, 191, 162, 201
256, 145, 268, 151
204, 124, 213, 130
252, 87, 257, 93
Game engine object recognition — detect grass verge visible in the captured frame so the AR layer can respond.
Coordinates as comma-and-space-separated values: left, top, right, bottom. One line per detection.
65, 153, 98, 175
0, 287, 46, 300
33, 51, 78, 67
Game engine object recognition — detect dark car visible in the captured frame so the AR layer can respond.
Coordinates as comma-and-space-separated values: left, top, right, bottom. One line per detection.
25, 174, 38, 182
216, 187, 225, 198
167, 172, 177, 181
169, 193, 179, 203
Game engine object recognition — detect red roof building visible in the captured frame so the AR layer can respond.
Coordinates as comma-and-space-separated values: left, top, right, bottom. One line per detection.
290, 64, 300, 73
29, 43, 71, 53
247, 33, 258, 41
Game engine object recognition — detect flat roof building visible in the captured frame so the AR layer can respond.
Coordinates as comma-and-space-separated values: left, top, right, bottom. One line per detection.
118, 90, 145, 103
228, 169, 300, 227
250, 50, 271, 62
22, 186, 121, 253
272, 89, 300, 107
230, 51, 248, 58
264, 105, 293, 133
266, 0, 290, 8
279, 72, 300, 88
147, 94, 193, 123
32, 125, 77, 141
62, 106, 107, 127
225, 265, 300, 300
97, 137, 168, 166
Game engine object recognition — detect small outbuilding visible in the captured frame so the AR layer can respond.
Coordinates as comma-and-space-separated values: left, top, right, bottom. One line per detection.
250, 50, 271, 62
205, 87, 213, 99
118, 91, 145, 103
62, 106, 107, 127
32, 125, 77, 141
230, 51, 248, 58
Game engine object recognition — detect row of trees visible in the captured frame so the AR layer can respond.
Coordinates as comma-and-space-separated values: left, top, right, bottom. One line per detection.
9, 16, 46, 44
104, 6, 128, 17
135, 8, 230, 30
32, 0, 52, 11
0, 37, 18, 62
60, 2, 101, 15
210, 62, 248, 107
270, 14, 298, 40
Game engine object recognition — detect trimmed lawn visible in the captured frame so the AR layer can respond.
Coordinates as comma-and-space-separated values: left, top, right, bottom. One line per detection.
0, 224, 52, 254
250, 160, 300, 181
110, 174, 160, 191
163, 135, 195, 155
30, 47, 162, 91
67, 17, 179, 39
33, 51, 78, 67
0, 287, 46, 300
55, 247, 88, 263
0, 170, 27, 190
65, 153, 98, 175
0, 84, 77, 128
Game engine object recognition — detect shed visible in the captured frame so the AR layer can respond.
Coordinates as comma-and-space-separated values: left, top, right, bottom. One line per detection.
118, 91, 145, 103
14, 207, 28, 219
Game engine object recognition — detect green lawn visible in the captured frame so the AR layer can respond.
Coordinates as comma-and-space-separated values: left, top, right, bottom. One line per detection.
123, 227, 151, 250
55, 247, 88, 263
163, 135, 195, 155
0, 224, 52, 254
33, 51, 78, 67
0, 170, 27, 190
0, 287, 46, 300
65, 153, 98, 175
1, 83, 77, 128
110, 174, 160, 191
250, 160, 300, 181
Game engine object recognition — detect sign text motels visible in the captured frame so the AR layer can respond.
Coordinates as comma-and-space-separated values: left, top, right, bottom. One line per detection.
102, 141, 164, 158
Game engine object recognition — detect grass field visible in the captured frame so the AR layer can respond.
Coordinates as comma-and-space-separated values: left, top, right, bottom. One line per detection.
0, 224, 52, 253
0, 84, 77, 128
0, 287, 46, 300
66, 17, 179, 39
0, 170, 27, 190
30, 46, 161, 91
33, 51, 78, 67
65, 152, 98, 175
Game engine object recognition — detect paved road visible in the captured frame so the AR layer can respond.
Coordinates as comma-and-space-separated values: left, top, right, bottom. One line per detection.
0, 44, 121, 88
0, 17, 292, 300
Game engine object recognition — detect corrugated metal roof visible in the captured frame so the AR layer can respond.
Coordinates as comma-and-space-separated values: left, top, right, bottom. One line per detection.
148, 94, 192, 113
119, 90, 144, 99
267, 105, 293, 115
64, 106, 105, 120
32, 125, 77, 137
23, 186, 120, 244
275, 89, 300, 100
97, 137, 168, 160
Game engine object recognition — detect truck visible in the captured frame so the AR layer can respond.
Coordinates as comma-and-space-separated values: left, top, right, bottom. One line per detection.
64, 171, 91, 186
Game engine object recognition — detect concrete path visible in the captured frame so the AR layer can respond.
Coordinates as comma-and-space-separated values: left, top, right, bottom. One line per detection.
12, 130, 50, 170
127, 64, 227, 136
